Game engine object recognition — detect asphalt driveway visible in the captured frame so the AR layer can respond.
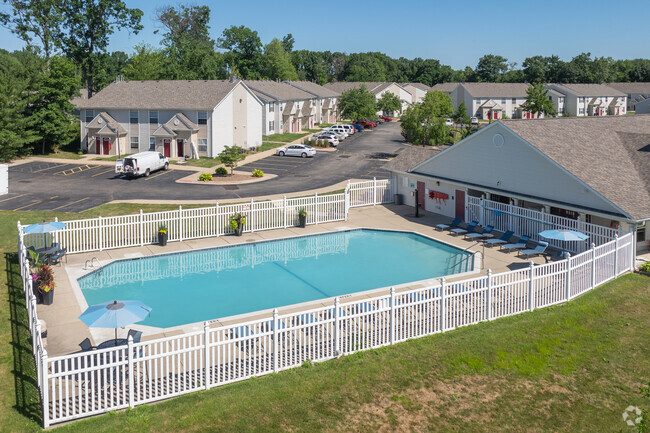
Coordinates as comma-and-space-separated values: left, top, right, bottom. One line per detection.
3, 122, 404, 212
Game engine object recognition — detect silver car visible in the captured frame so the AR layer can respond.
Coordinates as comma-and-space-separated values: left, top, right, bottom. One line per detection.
276, 144, 317, 158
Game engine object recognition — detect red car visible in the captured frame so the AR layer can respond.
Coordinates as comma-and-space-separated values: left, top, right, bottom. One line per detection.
356, 120, 374, 129
380, 116, 392, 122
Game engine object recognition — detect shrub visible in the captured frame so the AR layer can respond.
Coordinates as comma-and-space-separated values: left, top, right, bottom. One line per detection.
215, 166, 228, 175
198, 173, 213, 182
252, 169, 264, 178
640, 261, 650, 273
229, 213, 246, 230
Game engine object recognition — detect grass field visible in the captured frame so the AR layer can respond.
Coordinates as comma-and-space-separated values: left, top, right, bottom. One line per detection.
33, 151, 84, 160
172, 157, 220, 168
92, 154, 132, 162
261, 132, 312, 143
0, 207, 648, 432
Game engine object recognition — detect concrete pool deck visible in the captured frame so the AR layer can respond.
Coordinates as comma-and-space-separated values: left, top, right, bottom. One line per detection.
40, 204, 553, 357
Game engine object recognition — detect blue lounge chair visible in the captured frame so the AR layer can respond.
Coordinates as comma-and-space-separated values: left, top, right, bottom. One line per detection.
450, 221, 478, 236
127, 329, 142, 343
519, 241, 549, 258
465, 225, 494, 240
436, 217, 462, 231
500, 235, 530, 252
485, 230, 514, 247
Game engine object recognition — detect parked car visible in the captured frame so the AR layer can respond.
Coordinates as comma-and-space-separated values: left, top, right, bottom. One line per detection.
445, 118, 453, 127
276, 144, 317, 158
312, 133, 339, 147
322, 128, 347, 140
115, 151, 169, 178
380, 116, 392, 122
471, 117, 479, 125
327, 124, 352, 137
357, 121, 374, 129
341, 124, 356, 135
350, 123, 364, 132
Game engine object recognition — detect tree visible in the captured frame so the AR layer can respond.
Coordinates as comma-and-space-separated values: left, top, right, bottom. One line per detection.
218, 25, 263, 79
376, 92, 401, 116
338, 85, 377, 120
476, 54, 508, 82
263, 38, 298, 81
122, 43, 165, 81
281, 33, 294, 53
218, 145, 245, 174
420, 90, 454, 120
55, 0, 143, 96
520, 83, 557, 117
343, 52, 387, 82
452, 102, 470, 125
1, 0, 62, 58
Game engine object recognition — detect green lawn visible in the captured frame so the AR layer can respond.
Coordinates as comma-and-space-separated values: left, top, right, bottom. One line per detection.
256, 141, 287, 152
171, 157, 220, 168
92, 153, 132, 162
33, 151, 84, 160
1, 207, 649, 432
261, 132, 311, 143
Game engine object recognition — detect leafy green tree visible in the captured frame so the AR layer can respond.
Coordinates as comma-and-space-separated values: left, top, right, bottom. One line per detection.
93, 51, 129, 90
338, 85, 377, 120
476, 54, 508, 82
263, 38, 298, 81
281, 33, 294, 53
400, 105, 450, 146
218, 25, 263, 79
376, 92, 402, 116
420, 90, 454, 120
1, 0, 62, 58
452, 102, 470, 126
55, 0, 143, 96
123, 43, 165, 81
520, 83, 557, 117
218, 145, 245, 174
343, 53, 387, 82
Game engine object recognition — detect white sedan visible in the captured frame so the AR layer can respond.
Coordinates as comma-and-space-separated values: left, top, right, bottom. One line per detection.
276, 144, 317, 158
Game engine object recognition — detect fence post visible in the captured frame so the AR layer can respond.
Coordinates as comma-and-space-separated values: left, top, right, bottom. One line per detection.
591, 242, 596, 289
440, 278, 446, 332
479, 197, 484, 226
250, 198, 254, 231
178, 205, 183, 242
34, 317, 41, 362
389, 287, 395, 344
215, 202, 220, 237
127, 335, 134, 408
334, 297, 340, 356
565, 253, 572, 301
373, 177, 377, 205
486, 269, 492, 321
139, 209, 144, 246
344, 185, 350, 221
204, 321, 210, 390
283, 196, 288, 228
528, 261, 535, 311
98, 216, 103, 251
614, 234, 619, 276
273, 309, 279, 373
314, 193, 318, 224
41, 349, 49, 428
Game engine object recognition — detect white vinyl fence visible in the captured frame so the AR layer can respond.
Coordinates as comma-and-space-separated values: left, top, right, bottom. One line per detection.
466, 196, 619, 253
19, 226, 634, 426
21, 179, 392, 254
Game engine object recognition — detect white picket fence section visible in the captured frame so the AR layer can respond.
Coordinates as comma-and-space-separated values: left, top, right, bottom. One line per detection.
21, 179, 392, 254
18, 222, 634, 427
466, 196, 619, 253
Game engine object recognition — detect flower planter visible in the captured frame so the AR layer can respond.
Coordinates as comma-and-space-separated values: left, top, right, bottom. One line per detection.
299, 215, 307, 228
158, 232, 168, 246
234, 223, 244, 236
42, 289, 54, 305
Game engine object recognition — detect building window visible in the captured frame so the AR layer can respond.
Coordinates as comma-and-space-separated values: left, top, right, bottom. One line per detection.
130, 136, 139, 149
85, 110, 94, 123
198, 111, 208, 125
130, 111, 138, 124
280, 120, 283, 129
149, 137, 156, 150
579, 108, 585, 115
198, 138, 207, 152
149, 111, 158, 124
550, 207, 579, 220
268, 120, 274, 132
279, 104, 284, 112
501, 98, 506, 105
269, 103, 275, 112
511, 98, 516, 104
637, 227, 646, 243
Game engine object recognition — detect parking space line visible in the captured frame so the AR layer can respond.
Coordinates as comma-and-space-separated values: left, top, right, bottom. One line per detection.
50, 197, 90, 211
91, 168, 116, 177
0, 193, 27, 203
31, 163, 70, 173
13, 200, 42, 211
145, 169, 174, 181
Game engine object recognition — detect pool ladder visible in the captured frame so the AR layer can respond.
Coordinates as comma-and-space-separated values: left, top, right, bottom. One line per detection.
84, 257, 103, 274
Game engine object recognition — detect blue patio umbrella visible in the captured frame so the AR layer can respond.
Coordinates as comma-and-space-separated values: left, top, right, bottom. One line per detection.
23, 221, 66, 234
539, 229, 589, 242
79, 300, 151, 345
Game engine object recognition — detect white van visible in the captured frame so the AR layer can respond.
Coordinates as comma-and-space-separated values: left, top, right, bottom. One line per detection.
115, 151, 169, 178
322, 126, 348, 139
329, 125, 352, 137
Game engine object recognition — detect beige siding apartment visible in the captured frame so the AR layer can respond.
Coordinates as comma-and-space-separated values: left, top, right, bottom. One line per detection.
283, 81, 340, 124
323, 82, 413, 116
75, 79, 263, 158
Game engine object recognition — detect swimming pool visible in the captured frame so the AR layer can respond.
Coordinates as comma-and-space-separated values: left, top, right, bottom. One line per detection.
78, 229, 473, 328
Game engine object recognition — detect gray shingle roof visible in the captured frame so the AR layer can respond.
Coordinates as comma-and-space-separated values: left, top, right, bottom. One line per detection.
405, 83, 434, 92
283, 81, 340, 98
75, 80, 242, 110
430, 82, 460, 93
383, 145, 450, 172
244, 80, 315, 102
546, 88, 565, 97
547, 83, 626, 97
606, 82, 650, 95
461, 82, 531, 98
323, 82, 386, 94
502, 116, 650, 220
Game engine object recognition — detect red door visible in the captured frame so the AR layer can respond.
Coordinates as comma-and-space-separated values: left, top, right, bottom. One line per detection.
455, 190, 465, 219
177, 139, 184, 158
95, 137, 100, 154
102, 137, 110, 155
163, 139, 171, 157
487, 112, 491, 120
417, 181, 425, 209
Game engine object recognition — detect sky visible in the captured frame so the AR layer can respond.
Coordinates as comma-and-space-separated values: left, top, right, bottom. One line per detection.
0, 0, 648, 69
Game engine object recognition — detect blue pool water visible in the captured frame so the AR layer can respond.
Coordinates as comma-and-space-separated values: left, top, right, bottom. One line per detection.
79, 229, 472, 328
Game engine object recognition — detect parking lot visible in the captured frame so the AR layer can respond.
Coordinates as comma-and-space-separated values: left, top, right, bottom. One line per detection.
4, 122, 403, 212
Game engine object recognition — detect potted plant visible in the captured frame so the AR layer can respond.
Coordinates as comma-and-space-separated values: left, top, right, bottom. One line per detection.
158, 224, 168, 246
229, 213, 246, 236
35, 263, 55, 305
298, 208, 307, 228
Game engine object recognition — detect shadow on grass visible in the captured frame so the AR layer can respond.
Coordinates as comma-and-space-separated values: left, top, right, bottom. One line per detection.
6, 252, 42, 426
